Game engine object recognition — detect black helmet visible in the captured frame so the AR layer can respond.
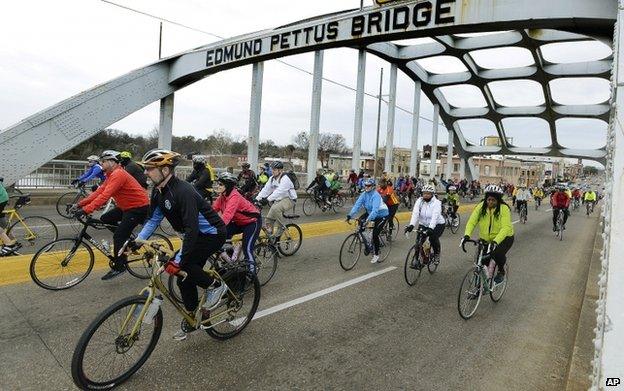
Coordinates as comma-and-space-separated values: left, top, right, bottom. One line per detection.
217, 172, 238, 186
271, 161, 284, 169
241, 162, 250, 169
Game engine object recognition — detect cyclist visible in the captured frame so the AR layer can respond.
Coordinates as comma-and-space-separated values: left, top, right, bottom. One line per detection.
571, 187, 582, 208
212, 172, 262, 272
328, 174, 343, 203
256, 161, 297, 235
461, 184, 514, 285
135, 149, 227, 341
532, 186, 544, 207
347, 178, 389, 264
550, 184, 570, 231
237, 162, 258, 200
515, 185, 531, 217
583, 188, 597, 211
306, 170, 331, 207
75, 150, 150, 280
347, 169, 358, 195
119, 151, 148, 189
443, 185, 460, 220
71, 155, 106, 191
0, 178, 21, 256
378, 179, 400, 238
187, 155, 216, 202
404, 184, 445, 265
257, 166, 269, 187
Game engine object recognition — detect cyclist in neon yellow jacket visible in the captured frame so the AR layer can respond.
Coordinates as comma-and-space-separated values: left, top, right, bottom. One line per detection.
461, 184, 515, 285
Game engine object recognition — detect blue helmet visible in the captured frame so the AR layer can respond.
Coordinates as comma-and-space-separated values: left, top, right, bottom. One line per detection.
363, 178, 375, 187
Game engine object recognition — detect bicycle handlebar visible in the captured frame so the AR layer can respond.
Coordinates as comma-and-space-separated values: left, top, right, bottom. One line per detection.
461, 238, 478, 253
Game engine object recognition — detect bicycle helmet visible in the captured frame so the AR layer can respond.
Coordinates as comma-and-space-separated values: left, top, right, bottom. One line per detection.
140, 149, 181, 168
86, 155, 99, 162
363, 178, 375, 187
448, 185, 457, 192
241, 162, 250, 169
484, 184, 503, 195
271, 161, 284, 169
99, 150, 120, 162
119, 151, 132, 159
192, 155, 207, 164
217, 172, 238, 186
422, 184, 435, 193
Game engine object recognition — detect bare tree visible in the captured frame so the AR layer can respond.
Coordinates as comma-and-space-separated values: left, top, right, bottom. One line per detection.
318, 132, 347, 168
292, 132, 309, 150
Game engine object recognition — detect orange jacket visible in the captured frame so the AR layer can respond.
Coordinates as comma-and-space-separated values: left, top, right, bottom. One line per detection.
79, 167, 149, 214
378, 185, 400, 206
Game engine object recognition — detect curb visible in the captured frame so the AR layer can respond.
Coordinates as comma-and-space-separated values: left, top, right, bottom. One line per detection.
564, 220, 602, 391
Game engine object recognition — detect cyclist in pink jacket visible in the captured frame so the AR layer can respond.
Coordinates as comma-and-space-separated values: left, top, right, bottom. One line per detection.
212, 172, 262, 271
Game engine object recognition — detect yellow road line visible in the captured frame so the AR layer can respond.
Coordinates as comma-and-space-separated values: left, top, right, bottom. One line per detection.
0, 204, 475, 287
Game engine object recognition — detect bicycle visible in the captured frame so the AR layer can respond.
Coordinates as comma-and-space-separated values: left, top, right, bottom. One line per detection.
404, 227, 439, 286
586, 201, 595, 216
167, 236, 278, 304
457, 239, 509, 320
302, 189, 337, 216
257, 203, 303, 257
519, 202, 527, 224
534, 196, 541, 210
398, 191, 413, 209
71, 239, 260, 390
554, 208, 565, 241
572, 198, 580, 211
339, 218, 392, 271
29, 215, 173, 290
2, 195, 58, 252
441, 203, 461, 234
56, 183, 116, 219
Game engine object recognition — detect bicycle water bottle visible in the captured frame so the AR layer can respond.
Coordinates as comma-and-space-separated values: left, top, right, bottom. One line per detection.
231, 242, 242, 262
143, 295, 163, 325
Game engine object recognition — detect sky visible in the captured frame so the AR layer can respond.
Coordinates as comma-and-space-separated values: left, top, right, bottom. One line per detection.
0, 0, 613, 167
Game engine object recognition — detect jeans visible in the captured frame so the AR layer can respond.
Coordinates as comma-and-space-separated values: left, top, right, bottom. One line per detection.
99, 206, 149, 269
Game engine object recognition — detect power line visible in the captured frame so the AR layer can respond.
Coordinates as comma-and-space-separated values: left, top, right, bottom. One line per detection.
99, 0, 442, 124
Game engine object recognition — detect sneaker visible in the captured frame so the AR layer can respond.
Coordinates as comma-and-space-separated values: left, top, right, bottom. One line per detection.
371, 255, 380, 264
493, 272, 505, 285
173, 318, 194, 341
203, 282, 228, 310
0, 243, 21, 256
433, 253, 440, 265
101, 267, 126, 281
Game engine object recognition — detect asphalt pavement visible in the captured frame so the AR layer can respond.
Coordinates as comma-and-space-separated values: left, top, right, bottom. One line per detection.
0, 201, 600, 390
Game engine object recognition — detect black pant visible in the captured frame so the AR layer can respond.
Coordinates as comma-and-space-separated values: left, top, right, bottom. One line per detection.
100, 206, 148, 268
358, 213, 386, 256
487, 235, 514, 271
516, 200, 528, 215
226, 217, 261, 271
419, 223, 445, 255
177, 232, 227, 311
552, 208, 569, 229
387, 204, 399, 232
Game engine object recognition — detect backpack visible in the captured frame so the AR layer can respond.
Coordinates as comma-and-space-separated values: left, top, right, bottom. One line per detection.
205, 163, 217, 182
285, 171, 300, 190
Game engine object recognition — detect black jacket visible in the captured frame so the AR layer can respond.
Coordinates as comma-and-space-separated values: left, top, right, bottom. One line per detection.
122, 160, 148, 189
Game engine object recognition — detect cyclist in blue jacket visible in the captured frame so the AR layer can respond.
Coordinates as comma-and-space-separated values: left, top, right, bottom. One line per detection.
71, 155, 106, 190
347, 178, 389, 264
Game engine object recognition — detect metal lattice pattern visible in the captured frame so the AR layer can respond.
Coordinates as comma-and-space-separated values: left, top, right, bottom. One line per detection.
365, 29, 612, 163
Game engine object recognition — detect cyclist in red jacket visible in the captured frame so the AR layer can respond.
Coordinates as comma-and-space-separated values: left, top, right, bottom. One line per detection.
212, 172, 262, 272
550, 184, 570, 232
76, 150, 150, 280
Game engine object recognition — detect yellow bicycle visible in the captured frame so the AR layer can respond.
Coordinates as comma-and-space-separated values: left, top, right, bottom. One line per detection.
2, 195, 58, 252
71, 239, 261, 390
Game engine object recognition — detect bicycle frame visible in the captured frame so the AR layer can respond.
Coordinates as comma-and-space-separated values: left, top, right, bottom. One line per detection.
463, 239, 494, 293
2, 209, 37, 241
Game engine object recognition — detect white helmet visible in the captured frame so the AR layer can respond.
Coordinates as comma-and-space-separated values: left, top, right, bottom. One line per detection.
192, 155, 207, 164
484, 184, 503, 195
422, 184, 435, 193
86, 155, 99, 162
448, 185, 457, 191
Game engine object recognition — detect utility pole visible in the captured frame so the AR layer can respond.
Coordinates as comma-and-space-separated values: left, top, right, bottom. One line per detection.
373, 68, 384, 180
158, 22, 163, 59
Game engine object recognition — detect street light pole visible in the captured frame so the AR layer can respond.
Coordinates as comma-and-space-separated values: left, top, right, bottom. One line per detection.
158, 22, 163, 59
373, 68, 384, 180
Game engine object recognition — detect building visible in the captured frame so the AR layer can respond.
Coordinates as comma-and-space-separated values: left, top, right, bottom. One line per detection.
564, 158, 584, 181
378, 147, 420, 177
327, 154, 375, 176
439, 155, 522, 185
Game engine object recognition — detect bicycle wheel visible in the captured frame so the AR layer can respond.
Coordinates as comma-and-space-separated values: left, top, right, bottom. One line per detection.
8, 216, 58, 250
450, 214, 460, 234
253, 242, 278, 286
490, 264, 509, 302
334, 194, 345, 208
403, 245, 422, 286
126, 234, 173, 280
56, 191, 83, 218
457, 268, 483, 320
205, 270, 261, 340
30, 239, 94, 290
391, 216, 400, 241
427, 250, 439, 274
302, 197, 316, 216
277, 223, 302, 256
339, 233, 362, 271
377, 229, 392, 262
71, 295, 162, 390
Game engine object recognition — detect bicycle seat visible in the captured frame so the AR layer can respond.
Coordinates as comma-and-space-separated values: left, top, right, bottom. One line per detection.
282, 213, 300, 219
13, 195, 32, 209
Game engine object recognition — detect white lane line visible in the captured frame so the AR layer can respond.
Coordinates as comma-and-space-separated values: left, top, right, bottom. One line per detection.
253, 266, 397, 321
